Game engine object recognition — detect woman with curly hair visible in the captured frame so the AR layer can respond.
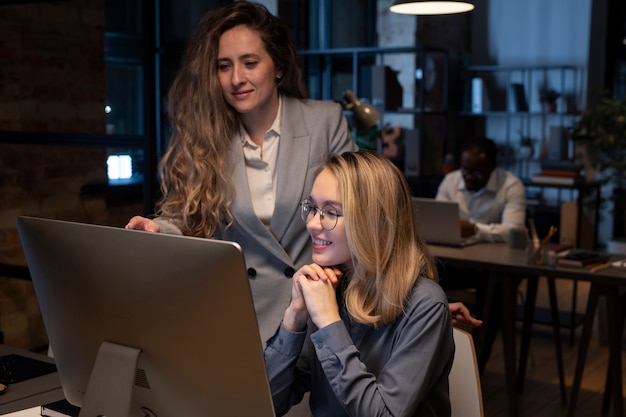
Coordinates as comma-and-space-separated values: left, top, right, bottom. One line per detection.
265, 151, 454, 416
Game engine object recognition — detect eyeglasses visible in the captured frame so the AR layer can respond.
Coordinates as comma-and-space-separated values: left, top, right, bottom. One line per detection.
460, 167, 485, 180
300, 198, 343, 231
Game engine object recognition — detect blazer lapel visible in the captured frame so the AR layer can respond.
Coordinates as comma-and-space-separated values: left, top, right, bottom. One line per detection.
228, 139, 292, 264
270, 97, 311, 240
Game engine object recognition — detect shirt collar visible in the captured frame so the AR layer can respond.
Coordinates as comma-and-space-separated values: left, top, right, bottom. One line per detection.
239, 95, 282, 146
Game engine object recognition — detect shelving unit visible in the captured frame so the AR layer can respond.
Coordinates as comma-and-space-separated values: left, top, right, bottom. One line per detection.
461, 65, 594, 345
298, 46, 450, 178
461, 65, 583, 179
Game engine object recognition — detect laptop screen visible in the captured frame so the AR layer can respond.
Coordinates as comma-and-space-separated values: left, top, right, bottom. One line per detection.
412, 197, 479, 247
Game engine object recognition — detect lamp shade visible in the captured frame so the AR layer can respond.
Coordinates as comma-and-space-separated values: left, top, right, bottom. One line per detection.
390, 0, 474, 15
342, 90, 380, 132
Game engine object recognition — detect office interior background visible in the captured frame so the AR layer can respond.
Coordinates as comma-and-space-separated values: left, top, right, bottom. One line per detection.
0, 0, 624, 351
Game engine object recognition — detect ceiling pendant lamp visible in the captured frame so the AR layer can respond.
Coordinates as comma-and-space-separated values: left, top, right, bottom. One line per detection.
390, 0, 474, 15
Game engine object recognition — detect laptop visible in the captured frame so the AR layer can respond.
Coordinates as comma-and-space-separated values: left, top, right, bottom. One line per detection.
0, 344, 63, 415
17, 216, 276, 417
411, 197, 480, 247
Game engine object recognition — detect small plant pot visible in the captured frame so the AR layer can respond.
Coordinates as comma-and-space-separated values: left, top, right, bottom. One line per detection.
542, 101, 557, 113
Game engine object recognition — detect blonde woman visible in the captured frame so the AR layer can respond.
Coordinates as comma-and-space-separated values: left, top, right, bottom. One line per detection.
265, 151, 454, 417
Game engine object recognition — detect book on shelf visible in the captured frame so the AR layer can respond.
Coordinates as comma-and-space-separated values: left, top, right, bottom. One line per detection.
540, 161, 584, 172
510, 82, 528, 112
556, 249, 610, 267
539, 169, 581, 177
534, 161, 584, 182
40, 399, 80, 417
531, 174, 581, 185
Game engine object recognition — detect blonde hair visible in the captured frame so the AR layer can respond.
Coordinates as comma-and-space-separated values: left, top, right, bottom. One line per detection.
323, 151, 438, 327
156, 1, 307, 237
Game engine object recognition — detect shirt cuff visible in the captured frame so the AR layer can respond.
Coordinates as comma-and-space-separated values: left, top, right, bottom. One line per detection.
268, 322, 307, 357
310, 320, 351, 359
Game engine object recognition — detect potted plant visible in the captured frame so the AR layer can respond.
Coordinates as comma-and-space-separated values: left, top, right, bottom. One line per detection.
539, 88, 561, 112
575, 93, 626, 242
518, 131, 537, 159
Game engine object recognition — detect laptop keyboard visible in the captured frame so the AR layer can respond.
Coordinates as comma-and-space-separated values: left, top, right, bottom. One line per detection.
0, 354, 57, 384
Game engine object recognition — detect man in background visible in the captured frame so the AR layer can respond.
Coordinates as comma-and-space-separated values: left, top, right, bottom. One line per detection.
436, 137, 526, 372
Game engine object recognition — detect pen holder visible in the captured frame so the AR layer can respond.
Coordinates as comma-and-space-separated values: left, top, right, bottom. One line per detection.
509, 228, 528, 249
526, 243, 548, 265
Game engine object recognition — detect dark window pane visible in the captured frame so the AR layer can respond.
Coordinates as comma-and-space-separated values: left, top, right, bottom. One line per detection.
106, 0, 143, 35
105, 63, 144, 135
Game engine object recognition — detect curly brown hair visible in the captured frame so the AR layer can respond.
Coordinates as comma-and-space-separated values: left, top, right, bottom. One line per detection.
156, 1, 307, 237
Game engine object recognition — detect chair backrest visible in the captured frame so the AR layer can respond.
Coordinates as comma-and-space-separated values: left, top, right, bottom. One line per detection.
450, 327, 484, 417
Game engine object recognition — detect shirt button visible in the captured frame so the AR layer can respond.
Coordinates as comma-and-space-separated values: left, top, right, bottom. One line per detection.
247, 268, 257, 278
284, 267, 295, 278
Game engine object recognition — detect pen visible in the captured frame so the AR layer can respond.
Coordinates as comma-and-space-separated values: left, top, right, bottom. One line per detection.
588, 262, 612, 273
542, 226, 557, 245
529, 218, 539, 245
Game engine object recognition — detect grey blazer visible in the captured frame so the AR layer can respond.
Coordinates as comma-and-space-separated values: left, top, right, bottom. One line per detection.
158, 96, 357, 344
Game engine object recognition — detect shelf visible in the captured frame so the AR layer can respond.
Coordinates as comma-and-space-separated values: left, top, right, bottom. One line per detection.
523, 179, 604, 190
301, 45, 450, 177
462, 64, 583, 178
460, 111, 577, 117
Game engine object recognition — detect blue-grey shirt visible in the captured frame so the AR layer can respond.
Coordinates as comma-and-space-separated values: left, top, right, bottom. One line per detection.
265, 276, 454, 417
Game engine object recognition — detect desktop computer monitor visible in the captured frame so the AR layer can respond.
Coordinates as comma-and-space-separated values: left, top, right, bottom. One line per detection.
17, 216, 276, 417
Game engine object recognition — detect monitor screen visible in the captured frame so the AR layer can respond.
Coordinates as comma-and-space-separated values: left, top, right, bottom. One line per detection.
17, 216, 275, 417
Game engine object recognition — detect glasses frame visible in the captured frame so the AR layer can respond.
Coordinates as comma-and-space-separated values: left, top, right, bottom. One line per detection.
300, 198, 343, 231
460, 167, 485, 180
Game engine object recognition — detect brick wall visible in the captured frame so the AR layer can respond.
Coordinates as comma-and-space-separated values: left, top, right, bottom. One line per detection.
0, 0, 106, 133
0, 0, 144, 350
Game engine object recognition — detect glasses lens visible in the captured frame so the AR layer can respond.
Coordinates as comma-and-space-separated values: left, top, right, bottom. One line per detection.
301, 200, 315, 224
320, 205, 339, 230
462, 167, 483, 179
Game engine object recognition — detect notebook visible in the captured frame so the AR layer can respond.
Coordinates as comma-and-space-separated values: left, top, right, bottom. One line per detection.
17, 216, 276, 417
411, 197, 480, 247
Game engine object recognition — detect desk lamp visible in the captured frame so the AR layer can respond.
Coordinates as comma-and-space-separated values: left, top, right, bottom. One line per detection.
342, 90, 381, 150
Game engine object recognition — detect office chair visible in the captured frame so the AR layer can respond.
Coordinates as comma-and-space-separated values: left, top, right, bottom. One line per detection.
450, 327, 484, 417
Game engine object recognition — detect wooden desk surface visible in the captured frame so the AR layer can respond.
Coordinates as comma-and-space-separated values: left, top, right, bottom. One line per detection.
428, 243, 626, 285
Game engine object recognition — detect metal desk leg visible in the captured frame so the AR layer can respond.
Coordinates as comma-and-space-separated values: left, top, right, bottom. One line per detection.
602, 292, 626, 413
567, 284, 600, 417
517, 277, 567, 403
501, 275, 518, 417
547, 277, 567, 404
517, 277, 538, 393
605, 286, 623, 417
570, 280, 578, 346
475, 275, 497, 374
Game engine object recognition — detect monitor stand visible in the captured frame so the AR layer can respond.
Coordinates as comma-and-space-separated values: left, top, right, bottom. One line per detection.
79, 341, 141, 417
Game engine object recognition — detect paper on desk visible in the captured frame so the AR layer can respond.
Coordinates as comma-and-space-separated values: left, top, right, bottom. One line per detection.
0, 406, 40, 416
611, 259, 626, 268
